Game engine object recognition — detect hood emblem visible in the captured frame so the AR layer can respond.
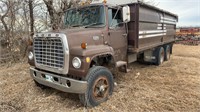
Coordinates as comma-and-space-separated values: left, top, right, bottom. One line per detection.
93, 36, 100, 40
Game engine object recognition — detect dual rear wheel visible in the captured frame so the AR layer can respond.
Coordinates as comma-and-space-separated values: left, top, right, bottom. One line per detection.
156, 44, 172, 65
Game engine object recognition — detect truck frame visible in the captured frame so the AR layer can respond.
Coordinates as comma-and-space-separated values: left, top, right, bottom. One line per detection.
28, 1, 178, 107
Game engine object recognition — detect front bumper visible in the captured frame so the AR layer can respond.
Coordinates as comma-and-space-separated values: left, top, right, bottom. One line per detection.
30, 67, 87, 94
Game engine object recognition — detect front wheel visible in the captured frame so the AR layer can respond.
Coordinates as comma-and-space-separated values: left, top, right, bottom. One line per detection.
79, 66, 114, 107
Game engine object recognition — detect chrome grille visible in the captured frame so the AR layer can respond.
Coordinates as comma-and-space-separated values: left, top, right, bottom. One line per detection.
34, 37, 64, 68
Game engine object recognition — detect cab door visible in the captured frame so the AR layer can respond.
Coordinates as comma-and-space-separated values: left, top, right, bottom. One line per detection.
108, 8, 128, 61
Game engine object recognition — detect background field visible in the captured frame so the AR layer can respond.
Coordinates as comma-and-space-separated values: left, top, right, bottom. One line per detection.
0, 44, 200, 112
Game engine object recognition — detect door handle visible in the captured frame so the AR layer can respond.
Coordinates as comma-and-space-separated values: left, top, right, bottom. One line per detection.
122, 34, 127, 37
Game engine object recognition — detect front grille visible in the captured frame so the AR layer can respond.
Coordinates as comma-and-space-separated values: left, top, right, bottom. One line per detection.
34, 37, 64, 68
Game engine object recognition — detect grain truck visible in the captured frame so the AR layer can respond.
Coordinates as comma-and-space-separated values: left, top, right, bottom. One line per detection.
28, 0, 178, 107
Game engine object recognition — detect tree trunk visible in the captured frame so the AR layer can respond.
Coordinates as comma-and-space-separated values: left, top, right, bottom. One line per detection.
29, 0, 34, 39
43, 0, 75, 30
23, 0, 34, 58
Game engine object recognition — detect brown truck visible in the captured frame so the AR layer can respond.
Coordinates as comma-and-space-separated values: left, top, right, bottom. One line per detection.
28, 1, 178, 107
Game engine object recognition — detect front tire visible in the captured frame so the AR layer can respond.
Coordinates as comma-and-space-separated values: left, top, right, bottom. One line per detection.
79, 66, 114, 107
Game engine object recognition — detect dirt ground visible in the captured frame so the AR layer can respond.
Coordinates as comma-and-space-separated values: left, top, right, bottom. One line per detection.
0, 44, 200, 112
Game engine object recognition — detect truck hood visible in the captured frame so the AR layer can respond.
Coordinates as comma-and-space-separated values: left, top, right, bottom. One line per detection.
54, 28, 105, 48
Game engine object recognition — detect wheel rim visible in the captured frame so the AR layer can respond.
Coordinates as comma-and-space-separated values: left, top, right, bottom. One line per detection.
92, 76, 109, 101
160, 49, 164, 64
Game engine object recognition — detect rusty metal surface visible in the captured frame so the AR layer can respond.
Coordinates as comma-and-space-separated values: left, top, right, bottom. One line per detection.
92, 76, 109, 101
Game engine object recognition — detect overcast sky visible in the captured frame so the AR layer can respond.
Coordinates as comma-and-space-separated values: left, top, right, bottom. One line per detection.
154, 0, 200, 27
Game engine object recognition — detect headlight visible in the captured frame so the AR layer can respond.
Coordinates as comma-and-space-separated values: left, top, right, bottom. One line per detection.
28, 52, 34, 60
72, 57, 81, 69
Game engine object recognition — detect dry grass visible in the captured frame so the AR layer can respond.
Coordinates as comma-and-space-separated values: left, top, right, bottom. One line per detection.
0, 44, 200, 112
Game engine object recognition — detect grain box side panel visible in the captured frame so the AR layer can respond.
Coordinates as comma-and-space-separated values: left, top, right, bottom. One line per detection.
127, 3, 178, 53
127, 4, 139, 50
161, 14, 177, 44
137, 4, 178, 52
138, 5, 164, 51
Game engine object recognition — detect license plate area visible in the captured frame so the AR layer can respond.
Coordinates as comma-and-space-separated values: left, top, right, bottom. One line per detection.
45, 75, 53, 82
40, 73, 60, 83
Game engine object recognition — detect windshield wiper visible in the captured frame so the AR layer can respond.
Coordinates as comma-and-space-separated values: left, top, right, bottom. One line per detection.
83, 23, 104, 28
71, 24, 83, 27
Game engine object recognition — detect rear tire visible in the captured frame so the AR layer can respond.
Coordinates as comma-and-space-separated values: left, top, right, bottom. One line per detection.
155, 47, 165, 65
170, 44, 173, 54
79, 66, 114, 107
164, 45, 171, 61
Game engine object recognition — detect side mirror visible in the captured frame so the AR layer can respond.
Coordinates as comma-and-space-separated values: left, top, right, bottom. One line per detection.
122, 6, 130, 22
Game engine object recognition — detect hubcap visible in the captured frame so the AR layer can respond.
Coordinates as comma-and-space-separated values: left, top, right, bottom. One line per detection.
92, 77, 109, 101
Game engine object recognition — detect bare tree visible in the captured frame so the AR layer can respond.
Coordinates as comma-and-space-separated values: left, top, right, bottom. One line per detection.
22, 0, 29, 34
20, 0, 35, 57
0, 0, 18, 51
0, 0, 36, 58
0, 0, 11, 35
43, 0, 81, 30
28, 0, 34, 39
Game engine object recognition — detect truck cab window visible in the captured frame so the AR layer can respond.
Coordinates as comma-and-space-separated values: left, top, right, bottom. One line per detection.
65, 6, 105, 28
108, 8, 123, 27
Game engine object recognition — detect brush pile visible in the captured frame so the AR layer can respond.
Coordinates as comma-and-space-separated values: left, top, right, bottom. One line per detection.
176, 36, 200, 46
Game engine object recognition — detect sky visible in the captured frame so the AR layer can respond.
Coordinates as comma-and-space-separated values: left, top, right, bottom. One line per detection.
1, 0, 200, 27
36, 0, 199, 27
154, 0, 200, 27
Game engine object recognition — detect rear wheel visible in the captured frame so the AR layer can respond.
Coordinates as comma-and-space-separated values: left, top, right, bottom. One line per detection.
169, 44, 173, 54
164, 45, 171, 61
79, 66, 114, 107
155, 47, 165, 65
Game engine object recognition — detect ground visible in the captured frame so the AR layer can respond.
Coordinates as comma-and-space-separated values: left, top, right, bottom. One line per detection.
0, 44, 200, 112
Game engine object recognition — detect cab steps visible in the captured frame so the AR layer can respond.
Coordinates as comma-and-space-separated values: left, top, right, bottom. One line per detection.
116, 61, 130, 73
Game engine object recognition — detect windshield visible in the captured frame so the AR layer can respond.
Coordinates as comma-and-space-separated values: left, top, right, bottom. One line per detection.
65, 6, 105, 28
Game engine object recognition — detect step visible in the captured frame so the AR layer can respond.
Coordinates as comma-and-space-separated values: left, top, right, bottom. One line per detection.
116, 61, 127, 68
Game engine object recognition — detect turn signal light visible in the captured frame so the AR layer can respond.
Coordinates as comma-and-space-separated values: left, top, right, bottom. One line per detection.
81, 43, 87, 49
86, 57, 91, 63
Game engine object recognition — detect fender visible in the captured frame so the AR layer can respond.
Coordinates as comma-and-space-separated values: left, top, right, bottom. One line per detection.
69, 45, 115, 77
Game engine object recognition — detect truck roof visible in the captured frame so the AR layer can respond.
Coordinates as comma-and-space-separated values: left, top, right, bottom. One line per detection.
133, 2, 178, 19
67, 2, 178, 20
91, 0, 137, 6
97, 1, 178, 19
